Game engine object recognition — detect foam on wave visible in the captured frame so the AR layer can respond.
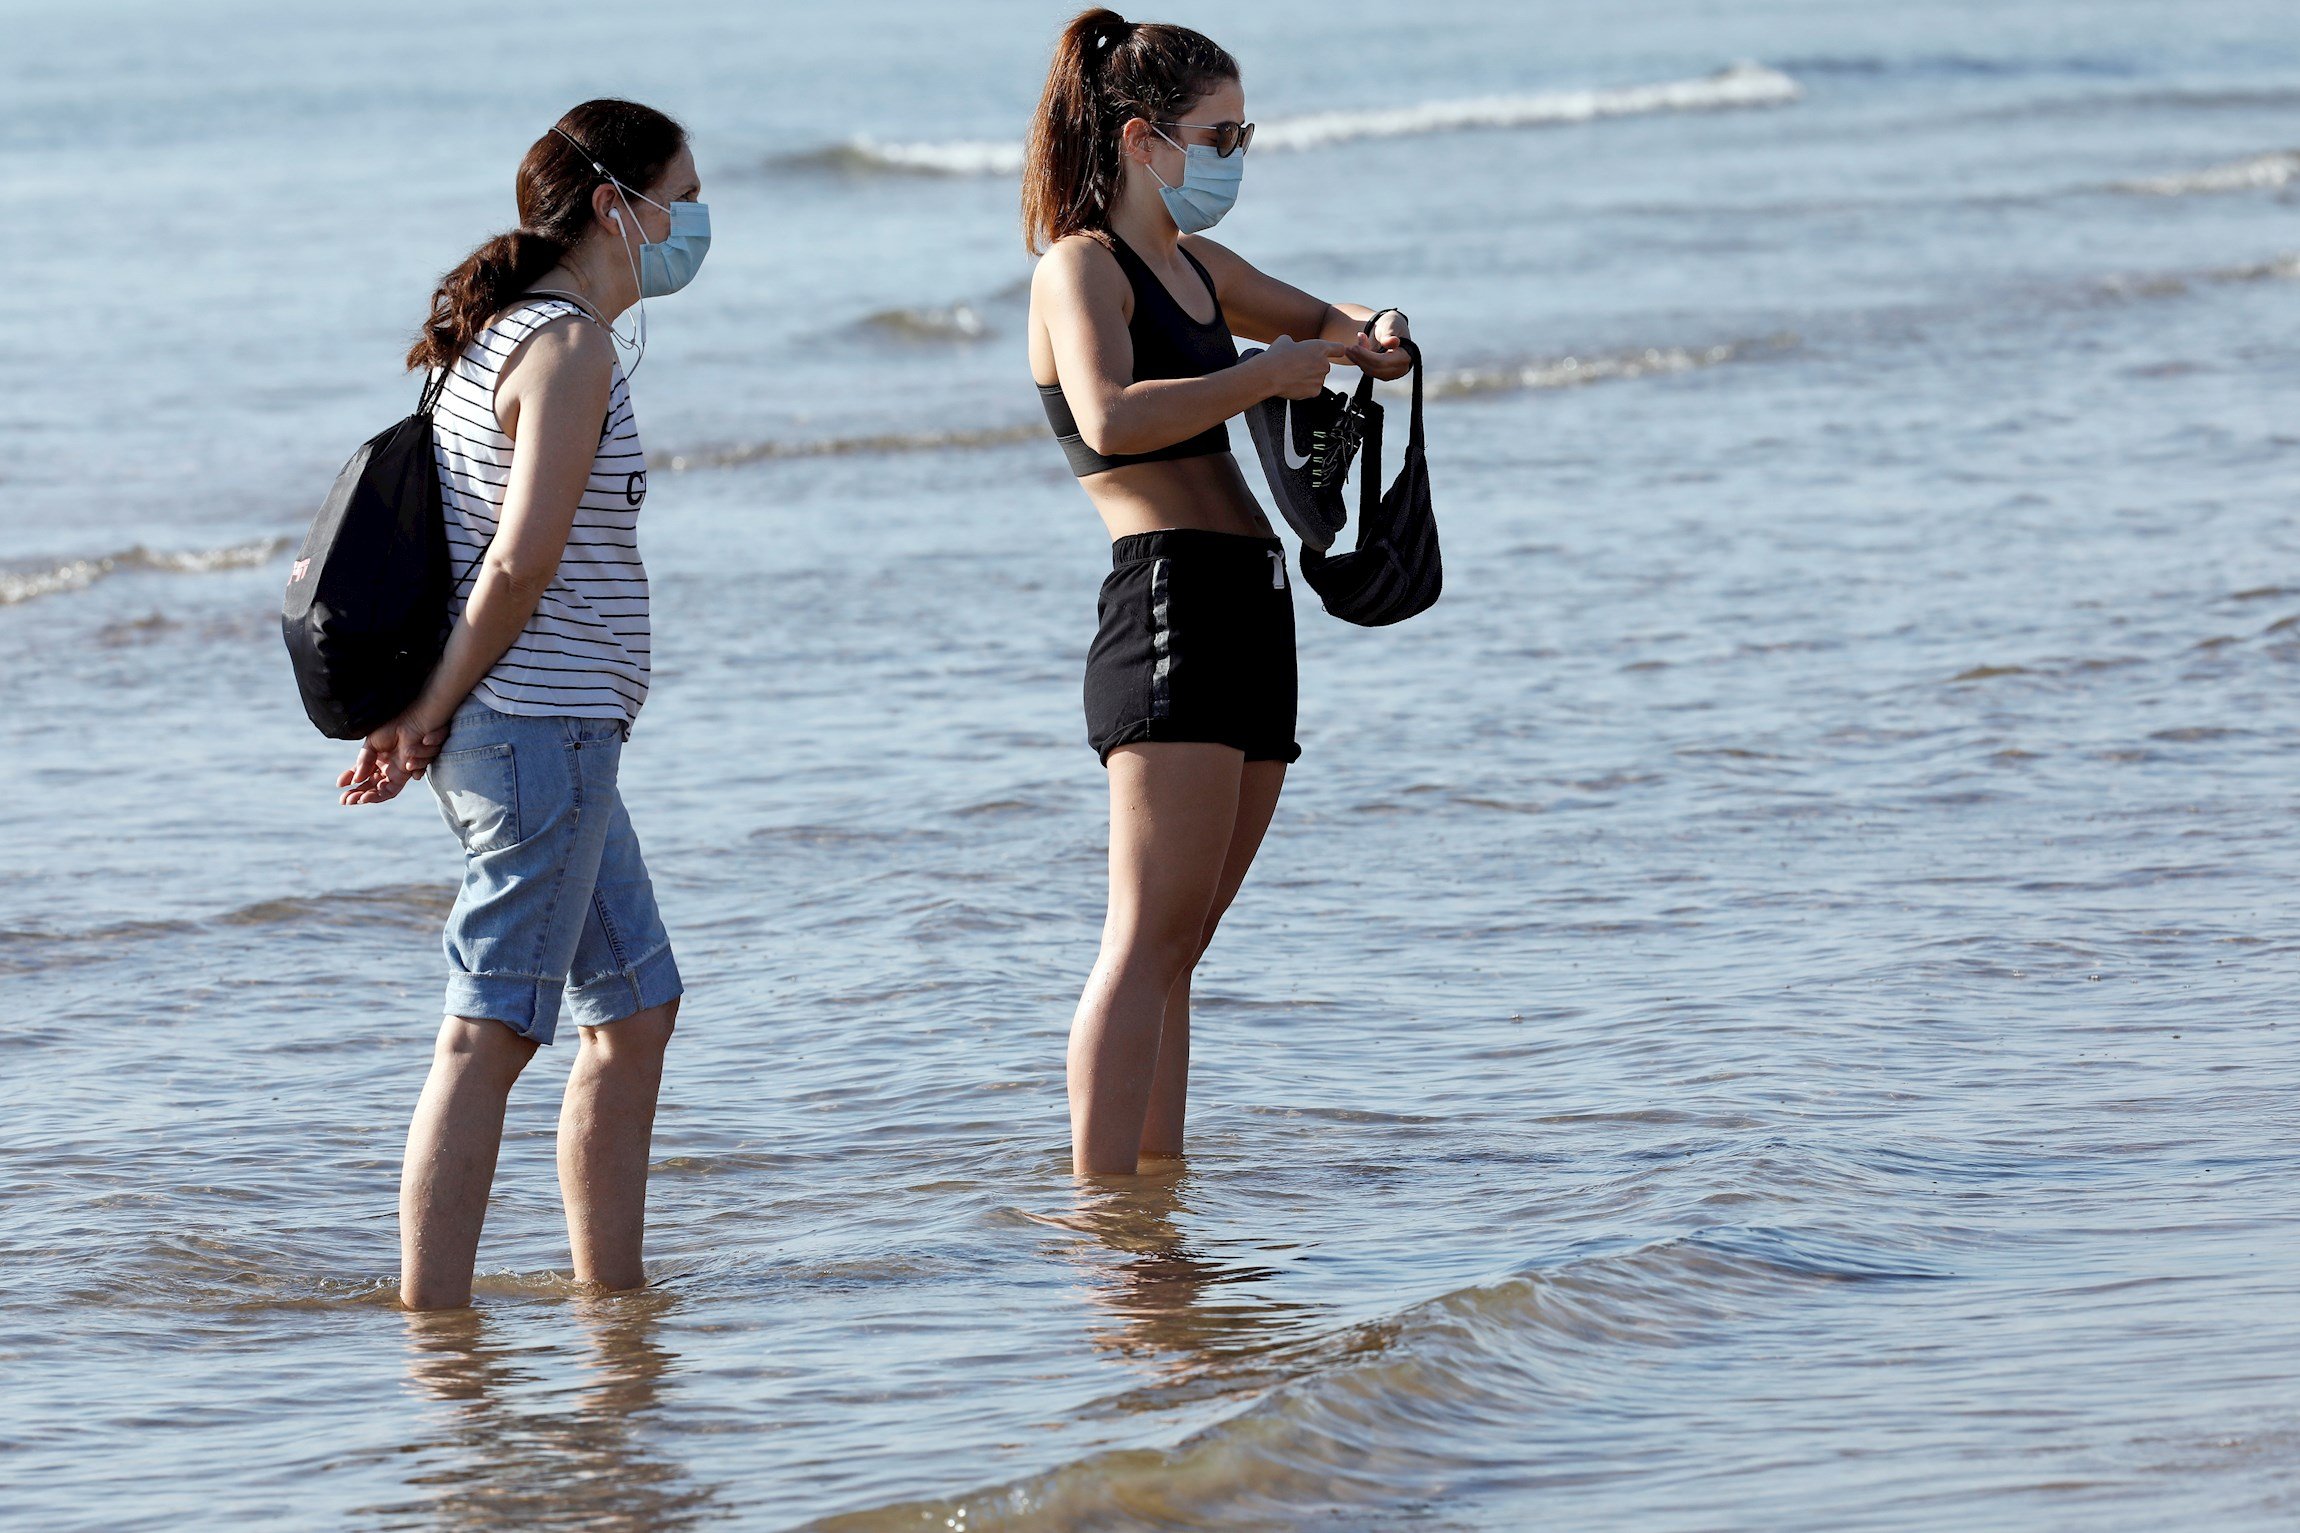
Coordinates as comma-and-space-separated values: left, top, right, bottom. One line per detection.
1256, 63, 1801, 152
2219, 251, 2300, 282
2114, 150, 2300, 196
665, 423, 1044, 472
855, 301, 992, 342
1424, 335, 1794, 400
0, 537, 291, 607
787, 64, 1800, 178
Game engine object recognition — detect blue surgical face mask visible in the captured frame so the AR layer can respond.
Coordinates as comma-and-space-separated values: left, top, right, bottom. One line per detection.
1149, 127, 1244, 234
628, 193, 711, 297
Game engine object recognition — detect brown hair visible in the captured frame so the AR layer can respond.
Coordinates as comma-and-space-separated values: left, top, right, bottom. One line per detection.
1021, 8, 1238, 254
407, 98, 688, 372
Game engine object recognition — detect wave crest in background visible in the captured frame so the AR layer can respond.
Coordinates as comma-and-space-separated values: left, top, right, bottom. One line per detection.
1256, 62, 1801, 151
2114, 150, 2300, 196
2219, 252, 2300, 283
782, 64, 1801, 177
1426, 336, 1796, 399
664, 336, 1789, 473
666, 424, 1044, 472
855, 302, 991, 342
0, 538, 291, 607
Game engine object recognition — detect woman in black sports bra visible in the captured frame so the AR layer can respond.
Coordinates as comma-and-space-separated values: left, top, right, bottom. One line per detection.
1024, 8, 1415, 1176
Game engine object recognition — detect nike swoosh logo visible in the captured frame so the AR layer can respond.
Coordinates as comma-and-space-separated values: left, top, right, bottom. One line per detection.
1282, 401, 1312, 471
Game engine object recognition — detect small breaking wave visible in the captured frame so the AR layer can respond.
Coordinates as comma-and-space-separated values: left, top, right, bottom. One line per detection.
809, 1225, 1944, 1532
793, 137, 1022, 177
1425, 334, 1795, 400
1251, 63, 1801, 152
854, 301, 992, 343
1779, 53, 2133, 79
665, 336, 1785, 471
781, 63, 1800, 178
2213, 251, 2300, 283
664, 423, 1043, 472
2093, 250, 2300, 302
0, 882, 451, 976
2114, 150, 2300, 197
0, 537, 292, 607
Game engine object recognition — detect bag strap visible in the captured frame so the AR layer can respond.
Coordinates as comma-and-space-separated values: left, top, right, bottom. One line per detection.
1398, 338, 1425, 457
1356, 389, 1385, 528
1349, 337, 1425, 527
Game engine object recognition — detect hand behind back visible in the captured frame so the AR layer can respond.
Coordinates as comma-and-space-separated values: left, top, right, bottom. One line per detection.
339, 710, 448, 806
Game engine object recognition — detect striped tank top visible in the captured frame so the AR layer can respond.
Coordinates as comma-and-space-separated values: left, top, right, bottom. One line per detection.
429, 296, 651, 724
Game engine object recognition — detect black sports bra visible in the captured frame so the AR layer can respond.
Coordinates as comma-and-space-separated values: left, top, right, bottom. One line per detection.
1039, 234, 1240, 478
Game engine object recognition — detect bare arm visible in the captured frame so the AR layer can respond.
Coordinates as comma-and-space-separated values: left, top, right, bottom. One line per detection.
1184, 236, 1416, 381
1034, 237, 1347, 459
338, 316, 615, 805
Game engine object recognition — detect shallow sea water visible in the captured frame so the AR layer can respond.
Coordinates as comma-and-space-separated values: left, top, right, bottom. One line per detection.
5, 0, 2300, 1527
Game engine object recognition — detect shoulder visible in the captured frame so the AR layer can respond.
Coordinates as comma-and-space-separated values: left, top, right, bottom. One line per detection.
501, 309, 615, 391
518, 308, 615, 366
1034, 233, 1128, 299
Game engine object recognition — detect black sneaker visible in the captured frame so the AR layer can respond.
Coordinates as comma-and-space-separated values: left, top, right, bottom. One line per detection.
1239, 350, 1374, 552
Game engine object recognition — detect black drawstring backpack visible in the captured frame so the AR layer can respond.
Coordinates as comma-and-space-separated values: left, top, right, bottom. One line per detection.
1296, 339, 1442, 627
281, 370, 454, 739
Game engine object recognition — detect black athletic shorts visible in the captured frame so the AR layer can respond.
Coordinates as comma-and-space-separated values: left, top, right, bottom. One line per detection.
1085, 529, 1302, 765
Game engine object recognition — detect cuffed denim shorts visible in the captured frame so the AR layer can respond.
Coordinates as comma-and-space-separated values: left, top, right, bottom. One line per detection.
426, 701, 682, 1045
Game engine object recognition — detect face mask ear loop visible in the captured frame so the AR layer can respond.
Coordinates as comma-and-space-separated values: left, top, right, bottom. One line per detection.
1144, 124, 1182, 192
606, 179, 649, 376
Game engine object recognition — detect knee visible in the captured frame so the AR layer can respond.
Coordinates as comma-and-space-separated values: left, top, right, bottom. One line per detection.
1110, 922, 1205, 988
434, 1016, 536, 1090
585, 996, 677, 1061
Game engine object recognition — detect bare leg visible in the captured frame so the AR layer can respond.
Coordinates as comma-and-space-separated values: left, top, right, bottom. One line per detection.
1140, 760, 1287, 1159
558, 997, 678, 1291
401, 1017, 540, 1310
1069, 742, 1243, 1176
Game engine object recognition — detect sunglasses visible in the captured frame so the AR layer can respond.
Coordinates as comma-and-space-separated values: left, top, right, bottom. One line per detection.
1154, 119, 1256, 158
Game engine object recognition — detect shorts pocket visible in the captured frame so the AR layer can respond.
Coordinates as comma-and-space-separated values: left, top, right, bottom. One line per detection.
429, 742, 521, 854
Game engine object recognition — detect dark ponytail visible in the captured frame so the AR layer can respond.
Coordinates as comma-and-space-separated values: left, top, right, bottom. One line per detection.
1021, 8, 1238, 254
408, 97, 688, 373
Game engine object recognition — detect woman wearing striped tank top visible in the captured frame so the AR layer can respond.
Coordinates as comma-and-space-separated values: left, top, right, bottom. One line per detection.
336, 99, 709, 1310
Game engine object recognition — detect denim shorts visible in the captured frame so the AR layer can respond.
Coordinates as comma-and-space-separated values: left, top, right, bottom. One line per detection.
426, 702, 682, 1045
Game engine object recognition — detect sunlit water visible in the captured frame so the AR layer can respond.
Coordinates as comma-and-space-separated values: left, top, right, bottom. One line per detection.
6, 0, 2300, 1527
